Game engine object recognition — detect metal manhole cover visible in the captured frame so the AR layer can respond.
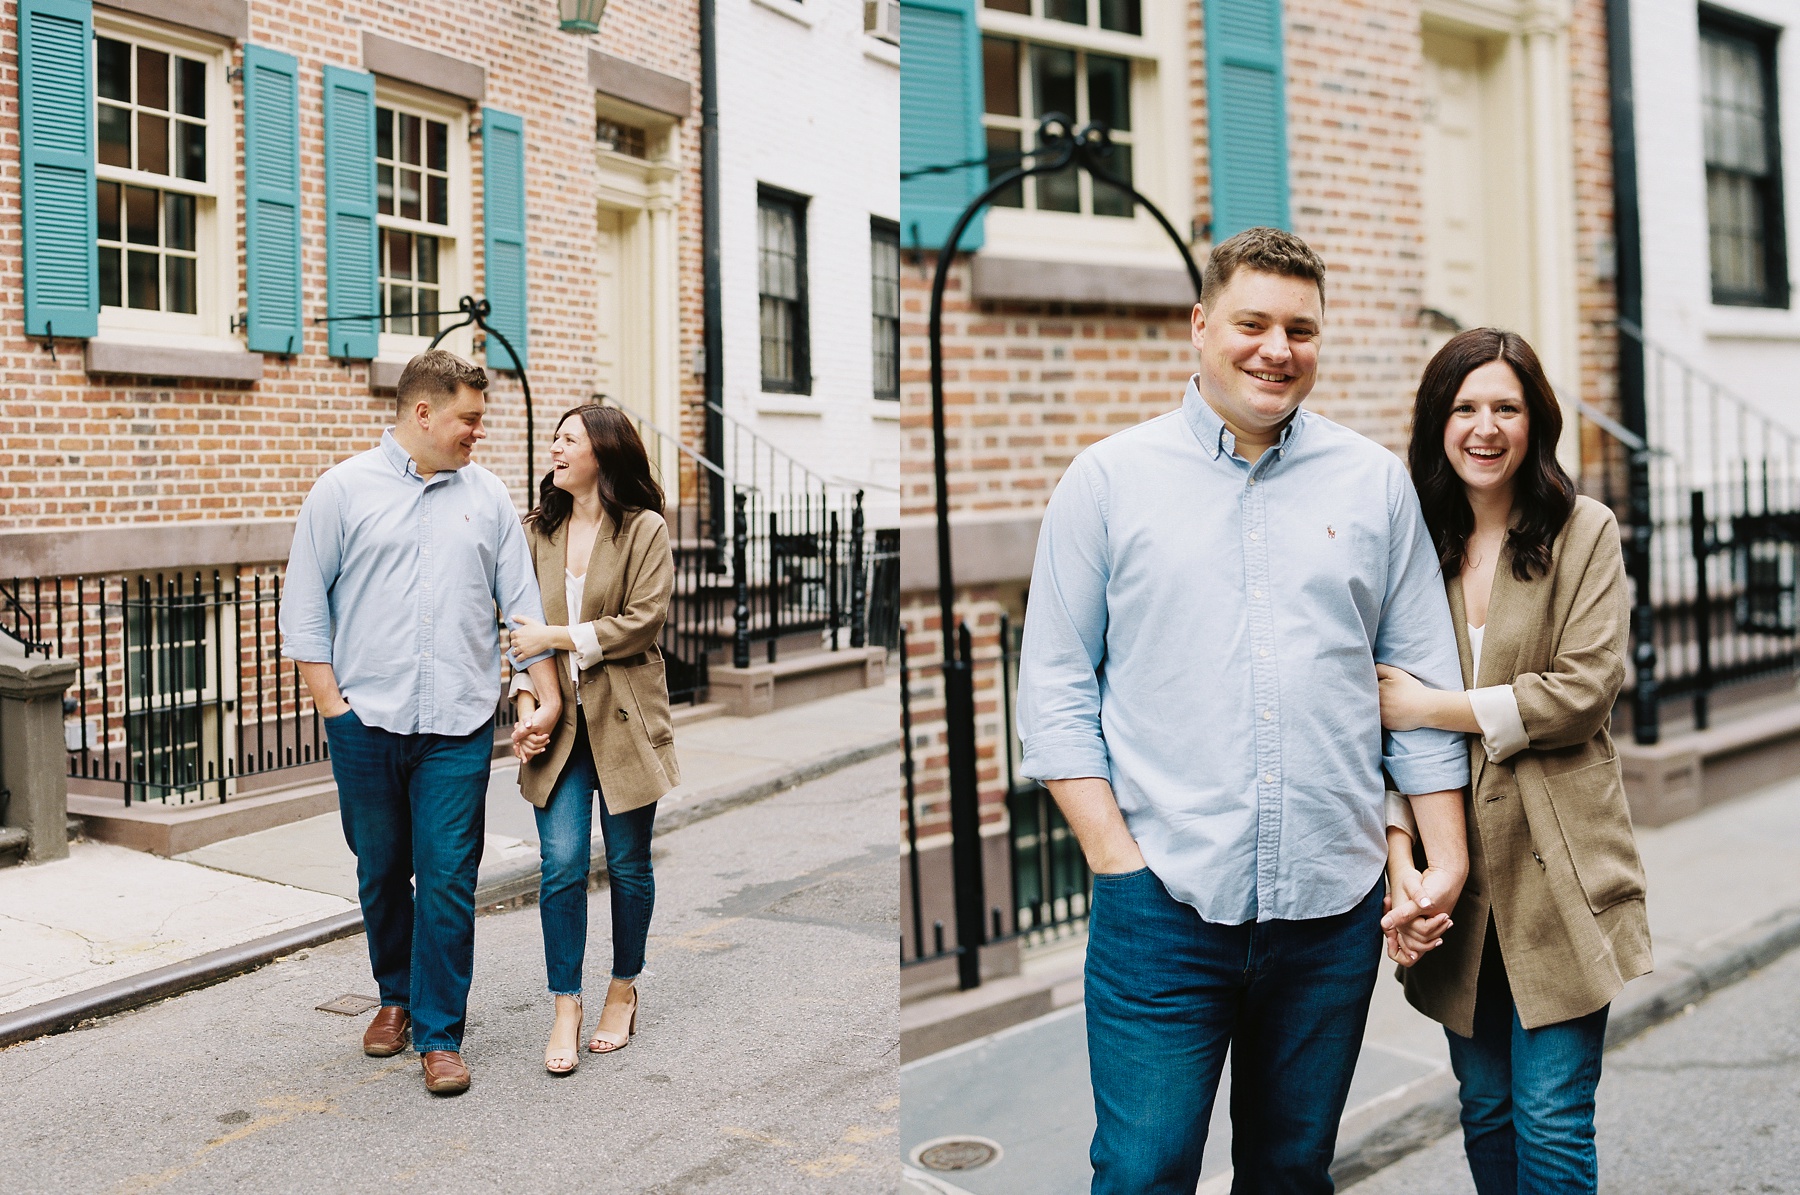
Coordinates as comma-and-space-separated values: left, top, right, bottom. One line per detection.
912, 1136, 1003, 1172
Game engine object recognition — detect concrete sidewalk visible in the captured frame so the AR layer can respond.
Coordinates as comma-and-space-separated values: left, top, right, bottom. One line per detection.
0, 681, 898, 1042
899, 769, 1800, 1193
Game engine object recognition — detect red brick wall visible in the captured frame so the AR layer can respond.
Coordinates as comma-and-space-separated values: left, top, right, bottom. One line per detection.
0, 2, 703, 530
1570, 0, 1621, 441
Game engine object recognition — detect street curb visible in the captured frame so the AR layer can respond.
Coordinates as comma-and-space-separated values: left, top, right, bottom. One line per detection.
0, 733, 901, 1051
1331, 899, 1800, 1187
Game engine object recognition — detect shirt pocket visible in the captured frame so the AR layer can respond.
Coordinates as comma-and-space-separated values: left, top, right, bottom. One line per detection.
1541, 755, 1646, 914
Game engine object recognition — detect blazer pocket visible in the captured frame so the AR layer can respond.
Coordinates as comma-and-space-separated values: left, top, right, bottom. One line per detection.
1541, 756, 1646, 914
625, 660, 675, 747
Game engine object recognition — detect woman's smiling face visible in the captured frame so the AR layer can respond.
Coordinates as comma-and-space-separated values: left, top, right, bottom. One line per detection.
549, 415, 599, 495
1443, 358, 1530, 499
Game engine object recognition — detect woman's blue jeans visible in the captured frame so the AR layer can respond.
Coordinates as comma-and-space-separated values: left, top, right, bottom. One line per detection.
1447, 924, 1610, 1195
534, 724, 657, 995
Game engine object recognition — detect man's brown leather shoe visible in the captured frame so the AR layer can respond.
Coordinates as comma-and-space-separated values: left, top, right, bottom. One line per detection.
362, 1006, 410, 1057
421, 1050, 471, 1095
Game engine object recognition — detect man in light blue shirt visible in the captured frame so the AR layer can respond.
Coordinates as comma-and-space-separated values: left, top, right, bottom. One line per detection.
1016, 229, 1471, 1192
281, 351, 562, 1095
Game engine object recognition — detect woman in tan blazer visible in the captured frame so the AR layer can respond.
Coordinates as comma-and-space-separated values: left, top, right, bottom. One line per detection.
1376, 328, 1651, 1194
505, 403, 679, 1075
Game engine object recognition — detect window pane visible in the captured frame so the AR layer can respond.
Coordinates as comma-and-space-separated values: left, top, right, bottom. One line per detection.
761, 295, 793, 384
1099, 0, 1139, 34
98, 104, 131, 168
1092, 142, 1134, 217
377, 164, 395, 216
400, 114, 421, 166
428, 174, 448, 225
1045, 0, 1086, 25
986, 127, 1025, 207
137, 111, 169, 174
387, 229, 414, 281
416, 234, 439, 284
419, 290, 439, 336
127, 249, 159, 309
96, 180, 121, 239
175, 57, 206, 118
165, 192, 195, 251
427, 120, 448, 172
136, 46, 168, 111
97, 38, 130, 102
1036, 161, 1080, 212
389, 284, 415, 335
1088, 54, 1131, 132
983, 38, 1021, 117
99, 247, 121, 307
125, 186, 158, 245
1032, 46, 1078, 121
983, 0, 1030, 12
1702, 32, 1768, 175
871, 232, 899, 317
175, 120, 206, 182
376, 108, 394, 162
399, 168, 421, 220
167, 255, 196, 314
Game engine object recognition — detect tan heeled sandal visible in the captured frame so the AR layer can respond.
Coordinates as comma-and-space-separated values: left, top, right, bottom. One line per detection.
545, 996, 582, 1075
587, 985, 638, 1054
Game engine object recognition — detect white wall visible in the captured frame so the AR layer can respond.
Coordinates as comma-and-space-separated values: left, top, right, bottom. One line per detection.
1634, 0, 1800, 447
718, 0, 902, 529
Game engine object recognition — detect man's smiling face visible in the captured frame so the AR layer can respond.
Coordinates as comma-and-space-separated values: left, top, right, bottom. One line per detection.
1190, 268, 1323, 441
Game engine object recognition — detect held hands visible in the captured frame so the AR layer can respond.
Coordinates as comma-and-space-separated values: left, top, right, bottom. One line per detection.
510, 696, 555, 763
1381, 860, 1466, 966
1375, 664, 1434, 732
508, 614, 563, 661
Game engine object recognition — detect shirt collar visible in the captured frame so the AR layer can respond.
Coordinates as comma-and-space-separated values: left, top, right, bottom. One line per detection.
1180, 376, 1308, 462
380, 428, 461, 484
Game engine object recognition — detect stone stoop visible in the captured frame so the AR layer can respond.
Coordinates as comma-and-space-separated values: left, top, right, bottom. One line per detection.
707, 646, 888, 718
1620, 696, 1800, 826
0, 818, 84, 869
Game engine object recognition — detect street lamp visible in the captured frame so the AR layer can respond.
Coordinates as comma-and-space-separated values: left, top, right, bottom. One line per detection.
557, 0, 607, 34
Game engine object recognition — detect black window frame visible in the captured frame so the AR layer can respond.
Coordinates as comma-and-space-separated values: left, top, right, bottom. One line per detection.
871, 217, 901, 400
1700, 5, 1789, 309
758, 184, 812, 394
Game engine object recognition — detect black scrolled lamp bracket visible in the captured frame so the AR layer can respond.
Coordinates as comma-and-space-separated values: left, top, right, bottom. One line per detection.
926, 114, 1204, 990
426, 295, 536, 502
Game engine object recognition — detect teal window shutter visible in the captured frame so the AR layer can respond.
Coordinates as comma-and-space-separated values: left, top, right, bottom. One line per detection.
1205, 0, 1290, 241
19, 0, 97, 339
242, 45, 302, 356
481, 107, 528, 371
900, 0, 985, 254
322, 65, 379, 360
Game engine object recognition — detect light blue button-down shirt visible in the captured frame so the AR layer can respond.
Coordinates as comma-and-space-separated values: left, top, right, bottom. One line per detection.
279, 431, 552, 737
1016, 380, 1469, 924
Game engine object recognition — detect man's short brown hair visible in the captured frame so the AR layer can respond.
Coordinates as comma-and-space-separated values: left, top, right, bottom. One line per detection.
395, 350, 488, 413
1200, 227, 1327, 311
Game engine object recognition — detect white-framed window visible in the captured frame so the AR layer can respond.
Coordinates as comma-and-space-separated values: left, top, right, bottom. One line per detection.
975, 0, 1186, 268
92, 13, 234, 342
374, 82, 473, 361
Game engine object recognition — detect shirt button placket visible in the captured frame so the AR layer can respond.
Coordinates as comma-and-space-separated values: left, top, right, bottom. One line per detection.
418, 488, 435, 732
1245, 464, 1283, 916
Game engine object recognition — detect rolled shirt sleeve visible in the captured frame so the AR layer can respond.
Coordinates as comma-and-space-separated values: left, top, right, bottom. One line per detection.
1017, 457, 1114, 784
1469, 684, 1530, 762
568, 621, 604, 669
1384, 788, 1419, 838
279, 479, 343, 664
1376, 473, 1472, 796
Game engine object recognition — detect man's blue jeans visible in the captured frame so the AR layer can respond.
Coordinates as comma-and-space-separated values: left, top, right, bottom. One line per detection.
534, 724, 657, 993
1085, 868, 1384, 1195
1447, 925, 1609, 1195
323, 710, 493, 1055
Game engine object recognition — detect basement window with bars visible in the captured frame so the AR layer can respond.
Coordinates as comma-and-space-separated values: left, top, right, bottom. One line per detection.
871, 218, 900, 399
759, 186, 811, 394
1702, 11, 1789, 308
93, 23, 229, 334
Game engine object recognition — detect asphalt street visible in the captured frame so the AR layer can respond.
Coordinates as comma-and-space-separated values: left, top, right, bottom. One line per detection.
1348, 943, 1800, 1194
0, 753, 902, 1195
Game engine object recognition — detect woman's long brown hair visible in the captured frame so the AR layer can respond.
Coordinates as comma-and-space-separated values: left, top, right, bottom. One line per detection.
527, 403, 665, 537
1408, 328, 1577, 582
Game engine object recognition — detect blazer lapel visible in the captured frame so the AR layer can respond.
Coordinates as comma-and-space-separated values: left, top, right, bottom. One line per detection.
1446, 575, 1485, 791
581, 510, 625, 622
542, 520, 570, 625
1477, 541, 1529, 690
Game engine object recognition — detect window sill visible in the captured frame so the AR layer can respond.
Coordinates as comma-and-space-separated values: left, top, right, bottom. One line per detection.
369, 358, 408, 392
751, 0, 816, 27
871, 399, 901, 420
85, 337, 262, 382
864, 37, 900, 68
970, 254, 1195, 308
1702, 305, 1800, 341
755, 394, 823, 417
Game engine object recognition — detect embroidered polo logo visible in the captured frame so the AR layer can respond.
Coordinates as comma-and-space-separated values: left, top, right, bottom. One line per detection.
1327, 526, 1336, 539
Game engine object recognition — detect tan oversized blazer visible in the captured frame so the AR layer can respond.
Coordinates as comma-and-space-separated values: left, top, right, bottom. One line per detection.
1403, 495, 1652, 1035
516, 507, 679, 814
